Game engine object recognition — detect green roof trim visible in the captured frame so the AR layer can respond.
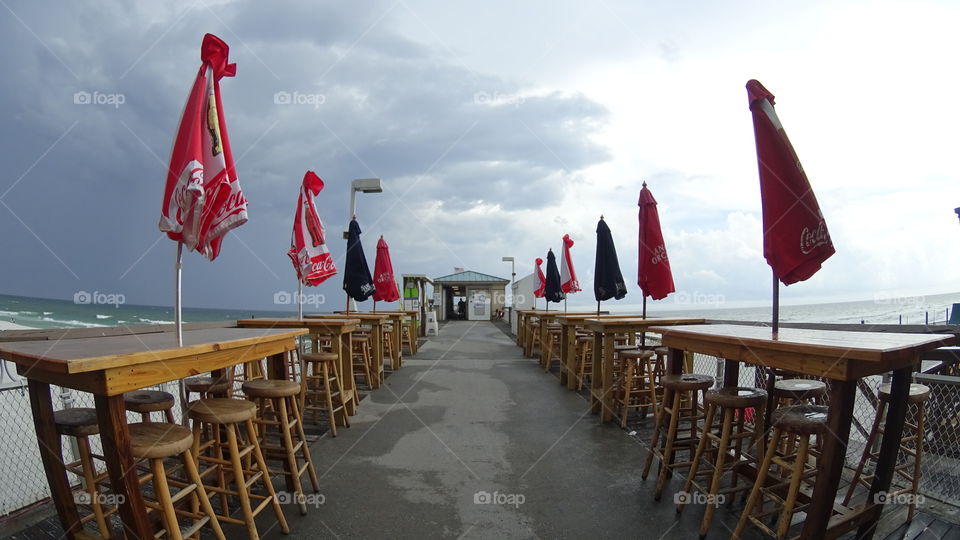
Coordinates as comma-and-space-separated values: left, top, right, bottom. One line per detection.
433, 270, 510, 283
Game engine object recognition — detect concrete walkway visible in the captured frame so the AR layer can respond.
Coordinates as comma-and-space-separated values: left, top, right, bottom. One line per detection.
264, 321, 723, 539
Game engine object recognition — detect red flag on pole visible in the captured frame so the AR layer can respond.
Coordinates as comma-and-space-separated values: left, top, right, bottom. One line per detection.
288, 171, 336, 286
559, 234, 581, 294
373, 236, 400, 302
747, 79, 834, 285
637, 182, 675, 300
534, 257, 546, 298
159, 33, 247, 260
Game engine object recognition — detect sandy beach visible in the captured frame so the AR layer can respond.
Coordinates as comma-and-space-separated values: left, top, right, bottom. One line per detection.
0, 320, 32, 330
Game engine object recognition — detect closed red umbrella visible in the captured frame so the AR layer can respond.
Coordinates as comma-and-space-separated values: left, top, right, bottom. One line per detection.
637, 182, 675, 317
288, 171, 336, 316
533, 257, 546, 308
559, 234, 580, 294
158, 33, 247, 346
373, 235, 400, 310
747, 79, 834, 330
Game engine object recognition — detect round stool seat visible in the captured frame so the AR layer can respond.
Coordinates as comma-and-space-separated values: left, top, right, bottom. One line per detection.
772, 404, 829, 435
242, 379, 300, 398
129, 422, 193, 459
662, 373, 714, 391
54, 408, 99, 437
124, 390, 175, 413
352, 332, 370, 340
188, 398, 257, 424
619, 349, 654, 360
614, 344, 639, 351
773, 379, 827, 401
878, 383, 930, 404
304, 352, 338, 363
576, 336, 592, 343
184, 376, 229, 395
705, 386, 767, 409
655, 347, 669, 356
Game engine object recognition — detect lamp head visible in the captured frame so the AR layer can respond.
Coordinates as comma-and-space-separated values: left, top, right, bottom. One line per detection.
501, 256, 514, 262
352, 178, 383, 193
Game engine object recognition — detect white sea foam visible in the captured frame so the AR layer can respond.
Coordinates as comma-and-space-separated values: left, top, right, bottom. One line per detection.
137, 318, 175, 325
95, 314, 112, 320
40, 317, 106, 328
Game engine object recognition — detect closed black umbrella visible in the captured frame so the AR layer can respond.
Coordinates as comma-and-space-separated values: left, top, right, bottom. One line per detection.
544, 249, 565, 306
343, 218, 375, 305
594, 217, 627, 313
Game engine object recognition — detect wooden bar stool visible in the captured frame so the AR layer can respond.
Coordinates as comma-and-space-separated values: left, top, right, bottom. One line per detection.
575, 335, 593, 391
128, 422, 225, 540
642, 373, 714, 500
243, 379, 320, 515
188, 398, 289, 538
351, 331, 374, 388
734, 404, 829, 539
772, 378, 827, 406
543, 326, 562, 372
184, 376, 230, 400
402, 318, 416, 354
303, 351, 350, 435
124, 390, 176, 423
678, 386, 767, 537
616, 349, 658, 427
843, 383, 930, 521
54, 408, 115, 538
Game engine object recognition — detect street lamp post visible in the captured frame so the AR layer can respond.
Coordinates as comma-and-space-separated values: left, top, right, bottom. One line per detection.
501, 256, 515, 325
344, 178, 383, 311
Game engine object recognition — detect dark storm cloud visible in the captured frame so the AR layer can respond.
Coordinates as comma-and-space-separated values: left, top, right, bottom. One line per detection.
0, 0, 611, 309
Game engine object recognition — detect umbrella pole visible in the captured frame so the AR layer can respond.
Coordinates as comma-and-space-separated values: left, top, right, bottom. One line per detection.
596, 301, 600, 316
174, 242, 183, 347
772, 272, 780, 334
564, 298, 567, 312
297, 281, 303, 320
640, 295, 647, 347
345, 295, 350, 314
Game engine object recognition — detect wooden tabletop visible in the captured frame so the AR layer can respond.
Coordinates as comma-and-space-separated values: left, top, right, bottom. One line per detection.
653, 324, 955, 362
311, 313, 389, 320
0, 327, 307, 375
582, 317, 705, 331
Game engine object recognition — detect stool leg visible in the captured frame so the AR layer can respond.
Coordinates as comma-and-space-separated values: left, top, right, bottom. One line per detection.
734, 427, 781, 539
277, 397, 308, 515
678, 403, 717, 514
151, 458, 184, 540
643, 387, 672, 480
620, 360, 635, 428
655, 390, 684, 500
842, 400, 888, 505
182, 448, 225, 540
322, 362, 337, 436
700, 407, 734, 537
908, 405, 925, 522
778, 436, 810, 539
164, 408, 176, 424
225, 424, 260, 539
291, 395, 320, 491
245, 418, 290, 534
76, 436, 111, 538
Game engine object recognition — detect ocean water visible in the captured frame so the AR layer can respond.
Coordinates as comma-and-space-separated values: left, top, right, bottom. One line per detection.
555, 290, 960, 326
0, 293, 298, 330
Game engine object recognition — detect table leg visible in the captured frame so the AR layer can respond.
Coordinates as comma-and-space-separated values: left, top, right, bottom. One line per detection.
538, 319, 547, 367
562, 326, 576, 389
802, 379, 855, 537
339, 332, 357, 415
94, 394, 153, 538
371, 321, 383, 388
723, 359, 740, 387
393, 316, 403, 368
517, 314, 524, 346
600, 333, 616, 423
27, 380, 84, 538
856, 366, 913, 539
590, 331, 602, 414
667, 347, 684, 375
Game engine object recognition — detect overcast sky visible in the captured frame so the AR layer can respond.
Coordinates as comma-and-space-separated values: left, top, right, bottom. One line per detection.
1, 0, 958, 312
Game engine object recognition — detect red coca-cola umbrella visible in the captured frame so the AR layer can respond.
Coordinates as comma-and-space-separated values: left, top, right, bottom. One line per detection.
637, 181, 675, 318
159, 33, 247, 345
747, 79, 835, 331
372, 236, 400, 311
533, 257, 546, 309
559, 234, 580, 312
287, 171, 337, 317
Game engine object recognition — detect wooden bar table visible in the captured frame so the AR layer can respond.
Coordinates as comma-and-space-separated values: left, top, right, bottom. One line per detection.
0, 327, 305, 539
535, 311, 605, 368
375, 309, 420, 356
516, 309, 539, 349
517, 310, 550, 357
305, 314, 387, 385
243, 317, 365, 402
367, 311, 406, 368
582, 317, 705, 423
652, 323, 955, 540
332, 311, 403, 371
553, 313, 622, 389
